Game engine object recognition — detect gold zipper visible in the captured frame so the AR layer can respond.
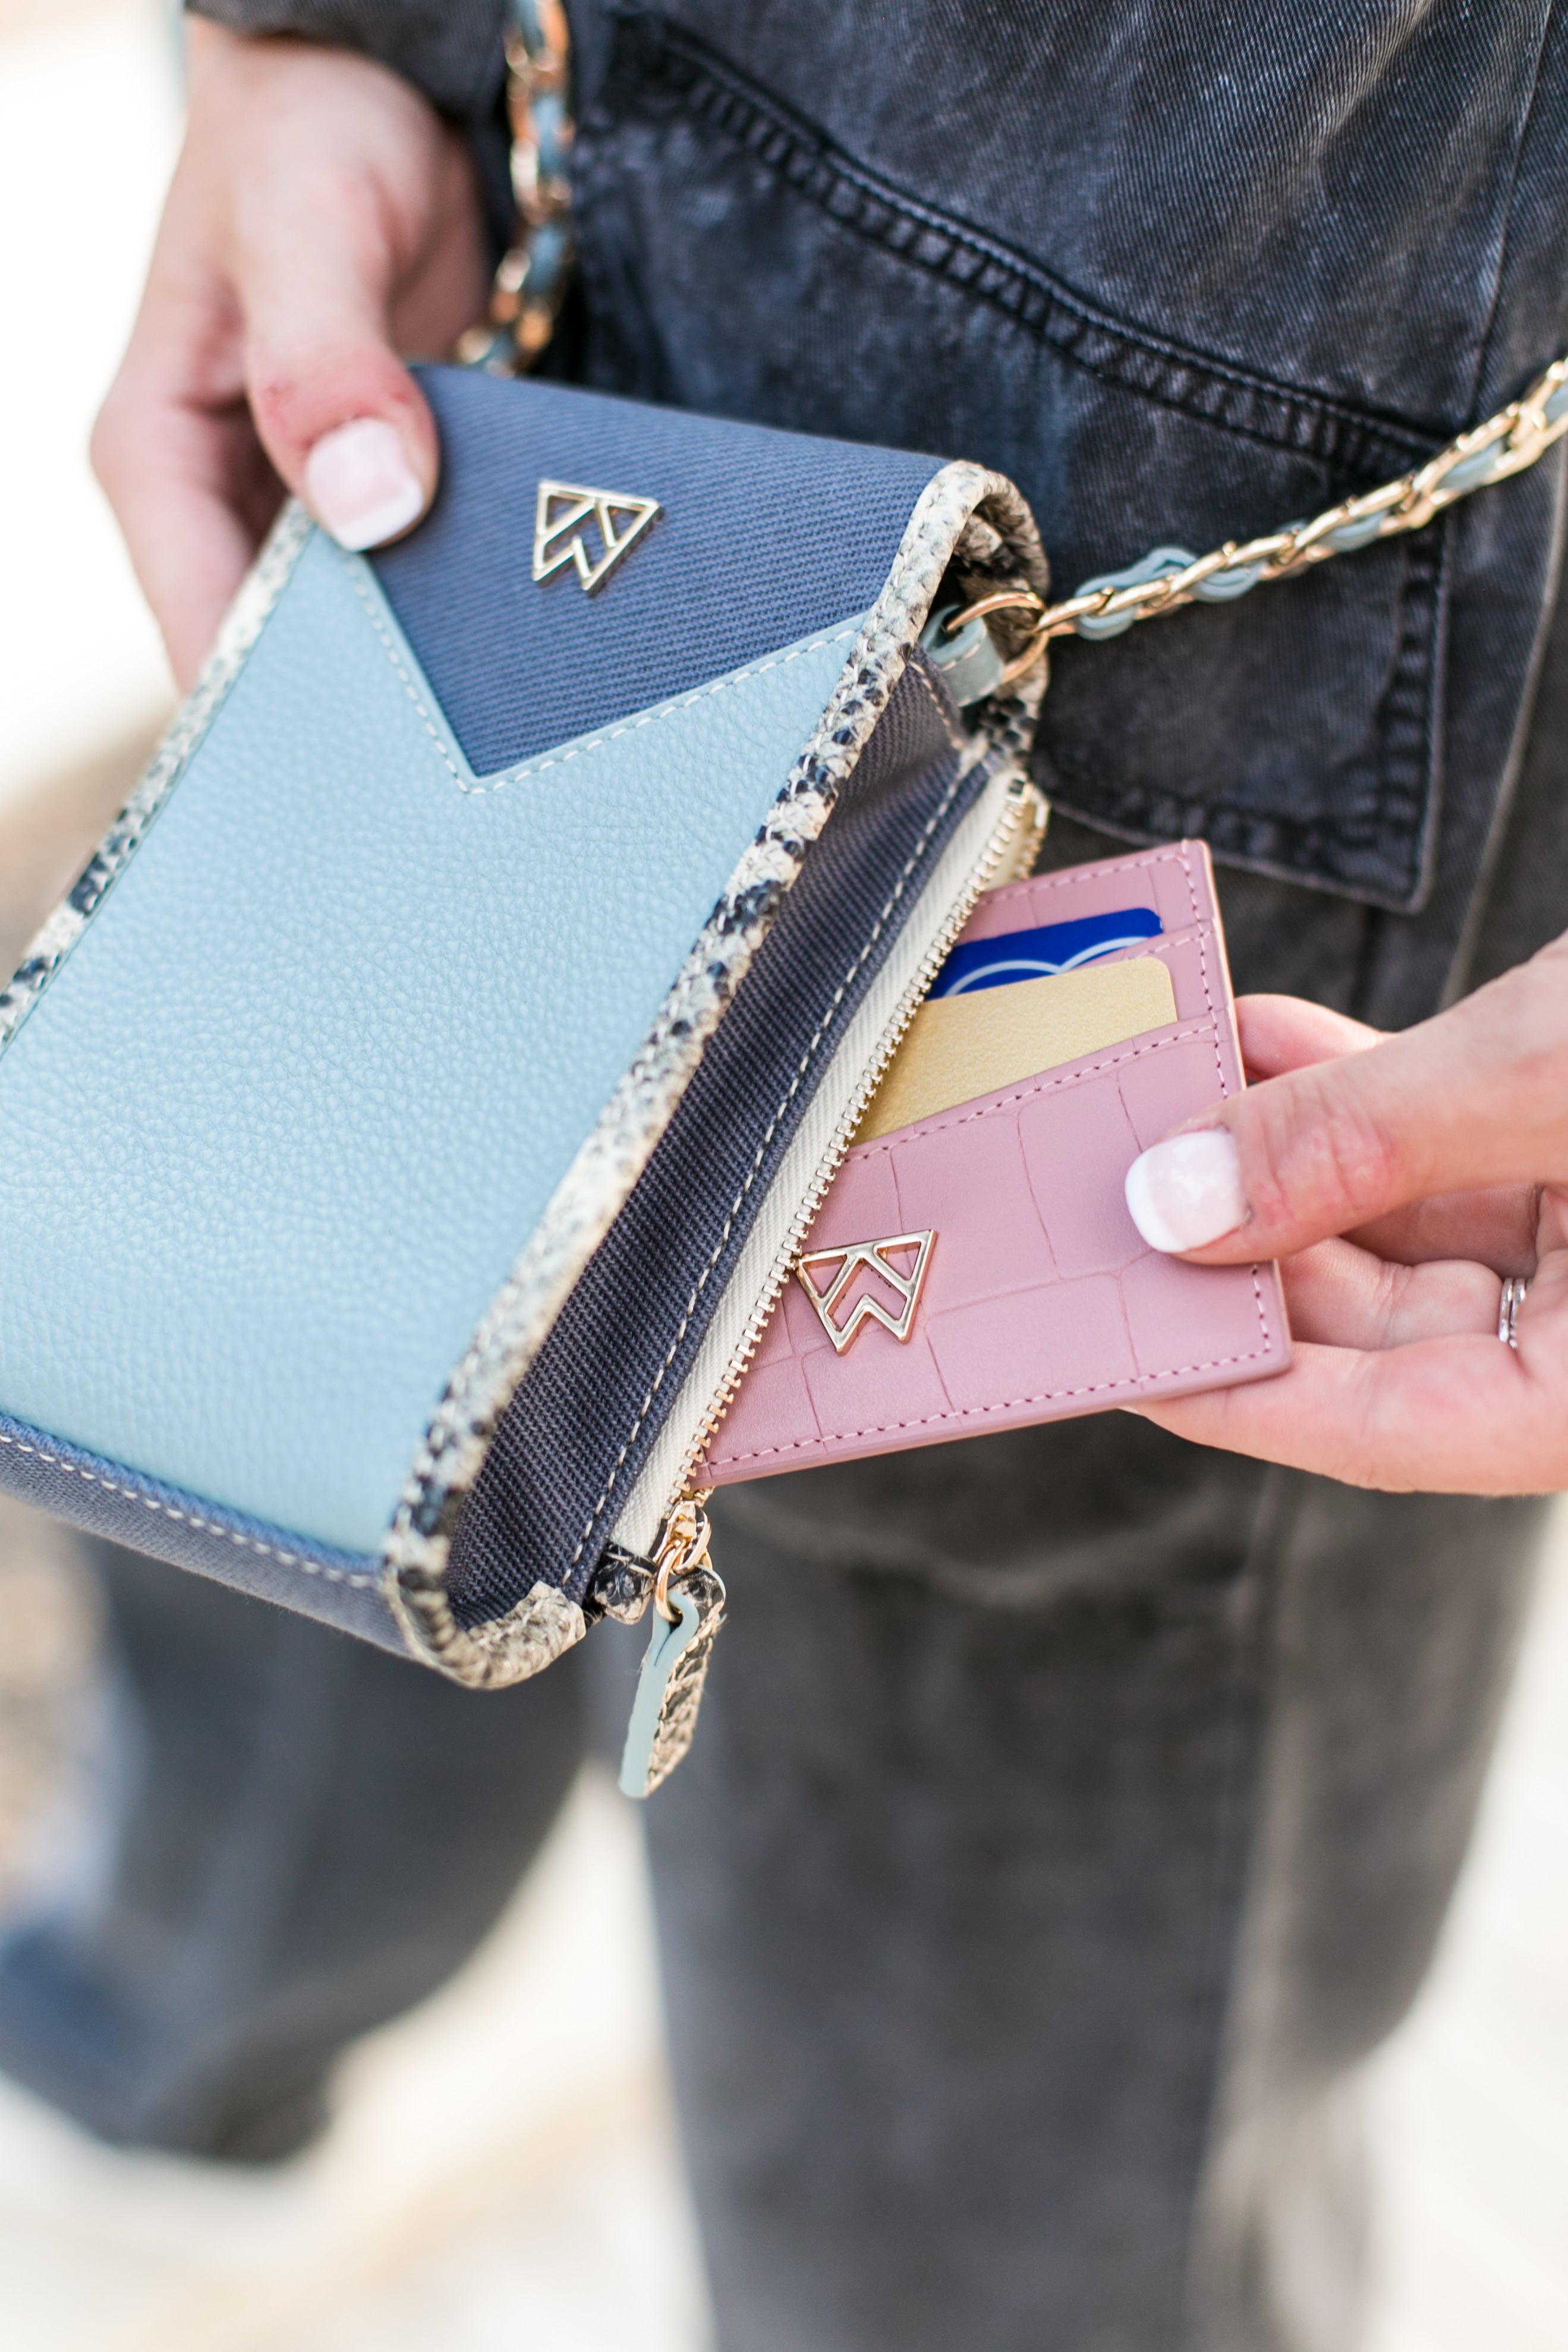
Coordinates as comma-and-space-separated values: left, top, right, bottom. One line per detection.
650, 1491, 714, 1617
653, 768, 1047, 1558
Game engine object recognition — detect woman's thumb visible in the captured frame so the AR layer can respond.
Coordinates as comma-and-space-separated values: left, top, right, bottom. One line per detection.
1122, 950, 1568, 1260
299, 410, 433, 552
242, 227, 439, 552
1123, 1055, 1406, 1258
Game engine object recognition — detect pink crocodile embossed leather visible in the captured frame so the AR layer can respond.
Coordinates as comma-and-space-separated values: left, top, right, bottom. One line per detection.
699, 840, 1289, 1485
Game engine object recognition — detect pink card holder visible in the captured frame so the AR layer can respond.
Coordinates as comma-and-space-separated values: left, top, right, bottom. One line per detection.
699, 840, 1289, 1486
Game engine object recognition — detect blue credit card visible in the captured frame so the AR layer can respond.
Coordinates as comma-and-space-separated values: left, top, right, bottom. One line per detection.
929, 906, 1164, 997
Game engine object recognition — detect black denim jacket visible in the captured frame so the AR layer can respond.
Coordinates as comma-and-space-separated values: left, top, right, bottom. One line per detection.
193, 0, 1568, 1021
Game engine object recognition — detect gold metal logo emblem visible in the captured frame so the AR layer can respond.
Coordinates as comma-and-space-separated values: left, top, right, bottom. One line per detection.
795, 1231, 936, 1354
532, 480, 661, 594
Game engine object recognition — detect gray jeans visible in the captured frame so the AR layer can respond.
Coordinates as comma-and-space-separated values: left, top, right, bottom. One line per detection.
0, 1429, 1543, 2352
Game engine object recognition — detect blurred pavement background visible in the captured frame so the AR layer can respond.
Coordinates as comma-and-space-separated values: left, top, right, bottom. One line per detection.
0, 5, 1564, 2346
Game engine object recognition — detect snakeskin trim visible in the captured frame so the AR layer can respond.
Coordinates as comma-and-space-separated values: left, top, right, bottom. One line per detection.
584, 1548, 656, 1624
384, 461, 1050, 1663
638, 1565, 727, 1796
0, 504, 314, 1057
389, 1568, 587, 1689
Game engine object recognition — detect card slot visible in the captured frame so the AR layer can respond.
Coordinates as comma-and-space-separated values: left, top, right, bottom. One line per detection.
849, 1009, 1224, 1161
857, 952, 1182, 1142
959, 839, 1212, 940
1072, 920, 1226, 1031
929, 902, 1165, 997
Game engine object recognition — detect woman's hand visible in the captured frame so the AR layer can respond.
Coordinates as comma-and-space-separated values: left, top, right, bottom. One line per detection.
92, 20, 489, 691
1121, 936, 1568, 1494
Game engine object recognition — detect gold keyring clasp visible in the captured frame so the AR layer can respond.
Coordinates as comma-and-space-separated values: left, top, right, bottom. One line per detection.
939, 589, 1050, 691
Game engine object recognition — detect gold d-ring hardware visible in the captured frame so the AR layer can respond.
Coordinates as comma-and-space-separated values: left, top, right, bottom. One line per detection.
651, 1494, 713, 1622
940, 590, 1051, 692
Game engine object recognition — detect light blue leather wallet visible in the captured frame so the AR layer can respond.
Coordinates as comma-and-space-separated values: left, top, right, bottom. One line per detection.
0, 366, 1046, 1760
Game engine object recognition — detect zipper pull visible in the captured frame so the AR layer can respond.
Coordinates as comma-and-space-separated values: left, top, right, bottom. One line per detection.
617, 1495, 726, 1800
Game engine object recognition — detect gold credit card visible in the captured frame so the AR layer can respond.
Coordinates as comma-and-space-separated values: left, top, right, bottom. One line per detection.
857, 954, 1178, 1142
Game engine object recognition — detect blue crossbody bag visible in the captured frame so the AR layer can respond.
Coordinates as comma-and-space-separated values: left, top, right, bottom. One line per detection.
0, 363, 1049, 1783
5, 325, 1566, 1796
5, 322, 1565, 1799
8, 0, 1566, 1796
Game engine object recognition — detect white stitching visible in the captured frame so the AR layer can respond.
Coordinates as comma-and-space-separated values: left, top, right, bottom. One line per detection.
704, 1317, 1286, 1469
1162, 852, 1270, 1350
468, 631, 861, 796
343, 567, 465, 783
565, 749, 980, 1569
849, 1019, 1221, 1153
0, 1430, 380, 1588
942, 841, 1271, 1358
344, 564, 861, 800
980, 841, 1192, 907
906, 653, 965, 749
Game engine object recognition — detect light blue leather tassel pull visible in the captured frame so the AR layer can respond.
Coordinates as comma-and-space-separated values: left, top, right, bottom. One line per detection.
618, 1502, 726, 1799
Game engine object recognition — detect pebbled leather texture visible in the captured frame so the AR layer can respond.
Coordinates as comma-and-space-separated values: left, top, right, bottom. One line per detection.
0, 527, 869, 1556
700, 843, 1290, 1482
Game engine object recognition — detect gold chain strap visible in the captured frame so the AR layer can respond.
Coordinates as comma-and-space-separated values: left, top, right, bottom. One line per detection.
454, 19, 1567, 693
455, 1, 574, 375
954, 354, 1568, 691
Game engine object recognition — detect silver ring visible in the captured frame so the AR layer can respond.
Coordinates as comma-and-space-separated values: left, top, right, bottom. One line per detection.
1498, 1274, 1528, 1349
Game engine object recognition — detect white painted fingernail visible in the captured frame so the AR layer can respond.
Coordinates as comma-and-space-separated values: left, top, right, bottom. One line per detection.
304, 418, 425, 550
1125, 1129, 1248, 1253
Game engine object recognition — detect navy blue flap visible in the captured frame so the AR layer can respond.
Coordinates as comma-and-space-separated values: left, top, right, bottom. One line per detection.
370, 368, 945, 774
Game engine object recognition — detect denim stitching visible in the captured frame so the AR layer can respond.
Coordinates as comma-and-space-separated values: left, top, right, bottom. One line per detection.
599, 18, 1443, 478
